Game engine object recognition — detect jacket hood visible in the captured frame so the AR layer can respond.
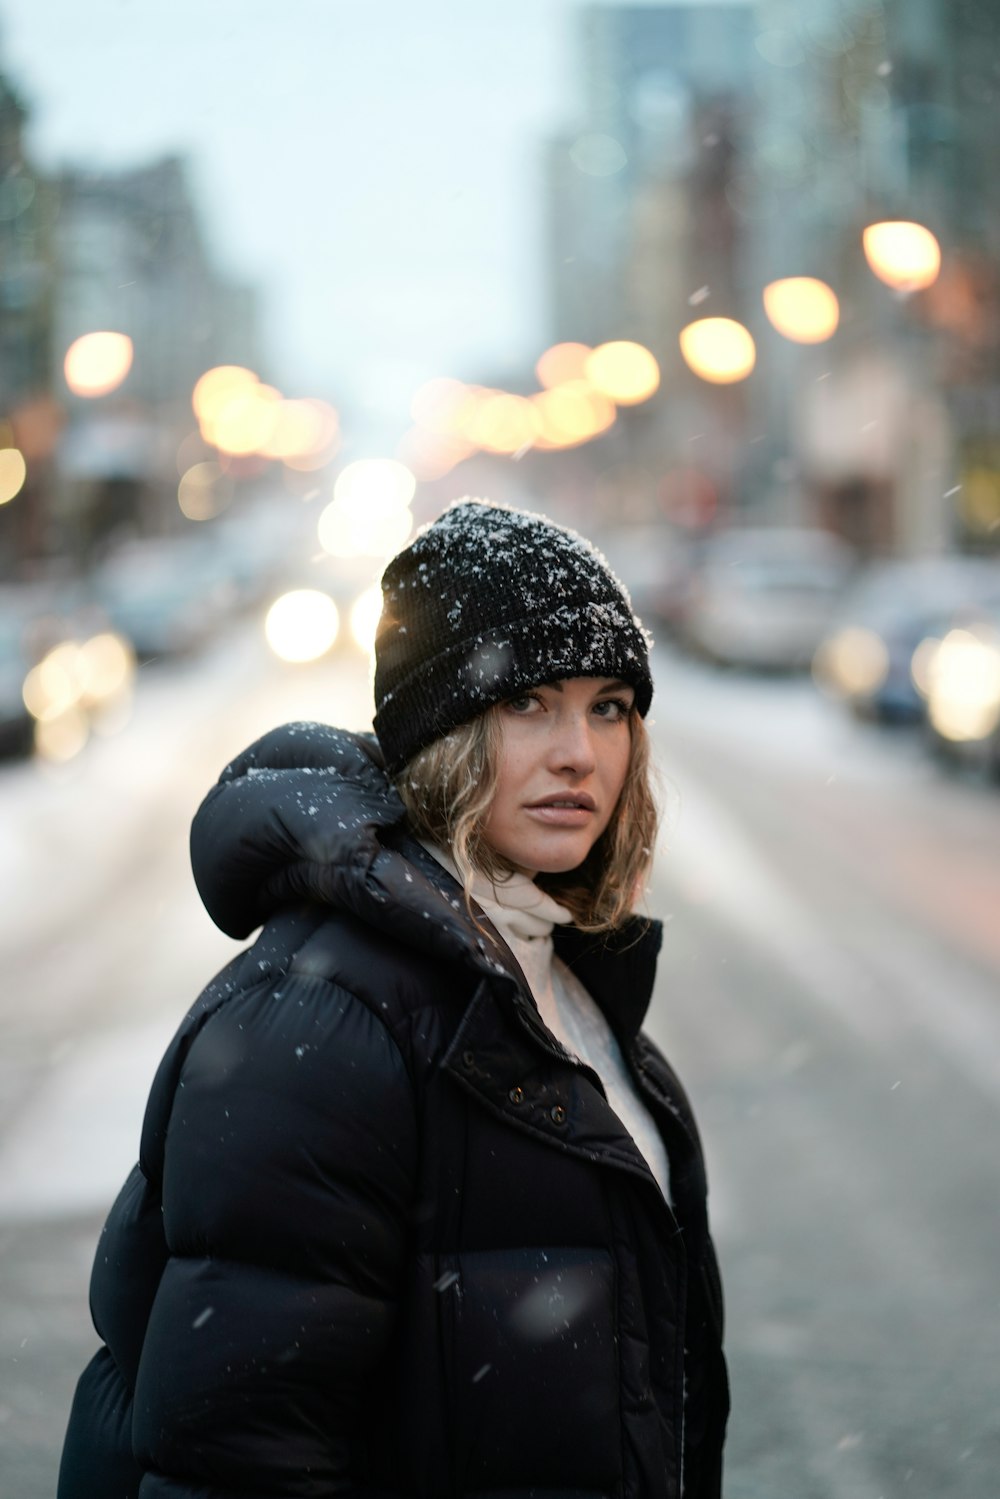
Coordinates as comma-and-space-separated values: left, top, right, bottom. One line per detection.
191, 721, 661, 1040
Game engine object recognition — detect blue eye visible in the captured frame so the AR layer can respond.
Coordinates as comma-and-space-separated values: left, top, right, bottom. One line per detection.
506, 693, 540, 713
593, 697, 632, 721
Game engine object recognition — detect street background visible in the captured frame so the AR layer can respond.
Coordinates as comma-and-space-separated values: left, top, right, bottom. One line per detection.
1, 1, 1000, 1496
3, 623, 1000, 1498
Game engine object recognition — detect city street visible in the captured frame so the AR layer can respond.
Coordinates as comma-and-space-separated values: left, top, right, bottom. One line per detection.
2, 624, 999, 1498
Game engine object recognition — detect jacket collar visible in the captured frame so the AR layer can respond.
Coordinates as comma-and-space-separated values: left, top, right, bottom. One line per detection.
191, 721, 662, 1036
553, 920, 662, 1044
192, 723, 703, 1239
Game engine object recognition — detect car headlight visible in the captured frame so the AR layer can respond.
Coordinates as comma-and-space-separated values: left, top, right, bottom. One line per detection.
349, 583, 384, 655
264, 589, 340, 662
813, 626, 889, 698
926, 627, 1000, 741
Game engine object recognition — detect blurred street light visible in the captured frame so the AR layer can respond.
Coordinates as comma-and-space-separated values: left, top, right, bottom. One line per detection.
467, 392, 540, 454
411, 377, 479, 436
34, 708, 90, 764
531, 381, 616, 447
925, 627, 1000, 742
22, 630, 136, 762
334, 458, 416, 512
64, 332, 134, 398
264, 589, 340, 662
763, 277, 840, 343
192, 365, 259, 424
862, 221, 942, 292
535, 343, 592, 389
396, 426, 475, 481
76, 633, 136, 708
679, 318, 756, 383
813, 626, 890, 699
260, 399, 340, 468
178, 462, 233, 521
205, 383, 283, 457
0, 447, 27, 504
584, 341, 660, 404
319, 458, 415, 559
349, 583, 384, 655
319, 502, 413, 559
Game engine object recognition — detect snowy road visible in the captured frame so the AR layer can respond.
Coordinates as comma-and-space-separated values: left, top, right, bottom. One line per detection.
2, 631, 999, 1497
647, 654, 1000, 1499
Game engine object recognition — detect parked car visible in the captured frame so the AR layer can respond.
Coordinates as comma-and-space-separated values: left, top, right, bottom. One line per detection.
91, 535, 238, 661
598, 524, 702, 636
813, 556, 1000, 722
680, 526, 855, 670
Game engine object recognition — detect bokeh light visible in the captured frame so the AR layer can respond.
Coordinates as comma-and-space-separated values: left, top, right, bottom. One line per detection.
318, 501, 413, 559
192, 366, 259, 424
264, 590, 340, 662
77, 632, 136, 708
178, 461, 234, 521
925, 628, 1000, 741
260, 399, 341, 467
22, 641, 84, 722
467, 392, 540, 454
34, 707, 89, 763
318, 458, 416, 558
531, 380, 616, 448
862, 221, 942, 292
679, 318, 756, 383
349, 583, 385, 655
397, 426, 474, 481
584, 341, 660, 404
334, 458, 416, 512
64, 332, 134, 398
22, 632, 136, 727
411, 378, 479, 436
204, 382, 282, 457
813, 626, 890, 699
910, 635, 941, 698
763, 277, 840, 343
535, 343, 592, 390
0, 447, 27, 504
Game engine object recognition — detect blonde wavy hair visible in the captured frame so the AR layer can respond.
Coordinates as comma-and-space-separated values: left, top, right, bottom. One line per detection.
395, 701, 659, 932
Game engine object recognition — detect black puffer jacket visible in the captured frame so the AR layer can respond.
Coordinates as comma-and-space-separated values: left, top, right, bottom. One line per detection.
60, 723, 728, 1499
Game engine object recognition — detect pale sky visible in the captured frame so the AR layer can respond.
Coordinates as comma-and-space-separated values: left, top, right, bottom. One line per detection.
2, 0, 748, 441
2, 0, 587, 422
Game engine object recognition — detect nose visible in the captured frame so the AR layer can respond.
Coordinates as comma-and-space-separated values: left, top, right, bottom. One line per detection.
545, 708, 597, 777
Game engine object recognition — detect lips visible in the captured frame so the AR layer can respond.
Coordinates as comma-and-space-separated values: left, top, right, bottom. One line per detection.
528, 792, 597, 811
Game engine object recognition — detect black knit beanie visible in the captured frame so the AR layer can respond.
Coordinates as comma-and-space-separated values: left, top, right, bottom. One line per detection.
373, 498, 653, 776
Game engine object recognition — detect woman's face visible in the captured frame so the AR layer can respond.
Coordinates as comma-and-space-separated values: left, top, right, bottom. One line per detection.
481, 676, 635, 877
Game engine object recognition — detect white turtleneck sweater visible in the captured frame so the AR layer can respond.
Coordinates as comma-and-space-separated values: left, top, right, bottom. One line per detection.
421, 843, 671, 1201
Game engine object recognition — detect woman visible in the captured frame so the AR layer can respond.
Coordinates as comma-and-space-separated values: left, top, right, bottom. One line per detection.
59, 499, 728, 1499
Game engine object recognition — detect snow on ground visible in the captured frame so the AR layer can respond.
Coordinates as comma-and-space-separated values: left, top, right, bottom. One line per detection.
0, 1016, 177, 1219
649, 643, 933, 789
0, 620, 374, 957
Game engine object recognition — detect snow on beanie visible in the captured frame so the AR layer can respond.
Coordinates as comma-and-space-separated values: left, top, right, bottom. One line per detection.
372, 497, 653, 776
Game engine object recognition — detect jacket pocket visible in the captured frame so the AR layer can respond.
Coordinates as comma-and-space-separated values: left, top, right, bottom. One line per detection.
441, 1245, 620, 1493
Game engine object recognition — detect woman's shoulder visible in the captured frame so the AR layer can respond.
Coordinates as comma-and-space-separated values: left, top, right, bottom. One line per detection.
187, 901, 476, 1078
138, 903, 478, 1179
